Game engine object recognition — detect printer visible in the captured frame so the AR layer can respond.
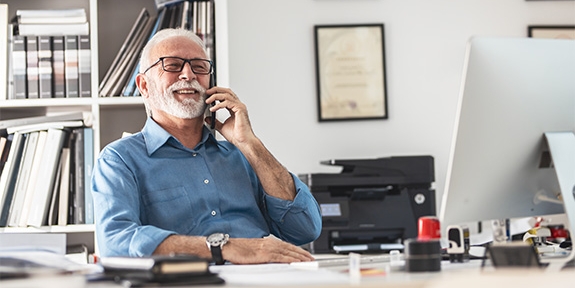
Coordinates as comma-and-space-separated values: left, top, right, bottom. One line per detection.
299, 155, 436, 254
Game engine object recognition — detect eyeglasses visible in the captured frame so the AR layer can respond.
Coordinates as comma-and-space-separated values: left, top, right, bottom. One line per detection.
143, 57, 213, 74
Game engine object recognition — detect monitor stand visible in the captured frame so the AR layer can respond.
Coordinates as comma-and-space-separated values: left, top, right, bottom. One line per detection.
541, 132, 575, 271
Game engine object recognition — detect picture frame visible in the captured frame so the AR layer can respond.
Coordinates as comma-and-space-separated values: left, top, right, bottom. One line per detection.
528, 25, 575, 39
314, 24, 388, 122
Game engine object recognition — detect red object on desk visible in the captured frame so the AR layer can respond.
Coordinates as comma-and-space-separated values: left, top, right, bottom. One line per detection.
418, 216, 441, 240
549, 225, 569, 239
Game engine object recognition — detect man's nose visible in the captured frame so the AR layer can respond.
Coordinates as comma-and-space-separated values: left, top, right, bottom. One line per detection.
179, 62, 197, 80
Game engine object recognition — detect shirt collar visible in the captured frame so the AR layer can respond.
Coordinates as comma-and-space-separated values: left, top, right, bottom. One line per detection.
141, 117, 227, 155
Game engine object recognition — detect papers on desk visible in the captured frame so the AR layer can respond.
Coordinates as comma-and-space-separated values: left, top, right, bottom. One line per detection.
0, 248, 100, 274
290, 253, 392, 269
0, 274, 86, 288
0, 248, 98, 288
210, 263, 351, 286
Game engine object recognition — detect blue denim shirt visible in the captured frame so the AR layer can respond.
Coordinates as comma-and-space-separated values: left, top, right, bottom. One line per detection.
91, 118, 322, 257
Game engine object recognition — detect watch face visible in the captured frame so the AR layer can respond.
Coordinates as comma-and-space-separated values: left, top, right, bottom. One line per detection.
207, 233, 228, 246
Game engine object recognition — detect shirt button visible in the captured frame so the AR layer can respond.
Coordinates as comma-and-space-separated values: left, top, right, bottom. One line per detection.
204, 179, 209, 184
192, 153, 197, 157
211, 211, 216, 216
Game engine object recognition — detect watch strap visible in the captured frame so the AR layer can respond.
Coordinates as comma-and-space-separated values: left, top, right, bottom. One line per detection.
211, 245, 225, 265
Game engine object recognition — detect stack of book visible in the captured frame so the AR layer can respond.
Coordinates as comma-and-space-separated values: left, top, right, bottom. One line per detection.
99, 0, 214, 97
0, 112, 95, 228
0, 4, 8, 102
7, 8, 91, 99
99, 254, 224, 286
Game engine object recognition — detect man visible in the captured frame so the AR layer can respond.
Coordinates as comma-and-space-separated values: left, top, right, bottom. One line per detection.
91, 28, 322, 264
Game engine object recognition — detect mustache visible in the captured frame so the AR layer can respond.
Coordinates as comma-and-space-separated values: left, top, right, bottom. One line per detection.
169, 80, 205, 94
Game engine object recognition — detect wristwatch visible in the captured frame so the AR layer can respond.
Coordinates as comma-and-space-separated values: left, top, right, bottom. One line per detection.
206, 233, 229, 265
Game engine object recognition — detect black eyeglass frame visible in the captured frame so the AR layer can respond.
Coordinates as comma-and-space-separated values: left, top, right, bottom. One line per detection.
142, 56, 213, 75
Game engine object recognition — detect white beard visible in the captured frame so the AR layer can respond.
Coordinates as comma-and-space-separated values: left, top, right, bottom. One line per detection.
147, 79, 207, 119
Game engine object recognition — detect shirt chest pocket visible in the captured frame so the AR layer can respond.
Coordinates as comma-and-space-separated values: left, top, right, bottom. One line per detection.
141, 186, 199, 234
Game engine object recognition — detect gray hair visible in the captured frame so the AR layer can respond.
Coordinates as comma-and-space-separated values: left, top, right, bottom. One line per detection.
139, 28, 208, 73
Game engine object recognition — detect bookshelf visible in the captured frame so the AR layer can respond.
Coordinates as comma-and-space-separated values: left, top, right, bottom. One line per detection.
0, 0, 227, 254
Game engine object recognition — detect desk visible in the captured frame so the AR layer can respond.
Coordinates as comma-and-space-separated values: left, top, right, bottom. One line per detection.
211, 259, 573, 287
84, 258, 573, 288
2, 257, 573, 287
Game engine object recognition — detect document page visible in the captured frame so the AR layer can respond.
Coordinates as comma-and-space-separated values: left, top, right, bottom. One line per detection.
209, 263, 350, 286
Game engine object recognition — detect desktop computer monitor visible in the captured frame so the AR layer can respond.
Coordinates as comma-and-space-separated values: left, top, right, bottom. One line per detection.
439, 37, 575, 235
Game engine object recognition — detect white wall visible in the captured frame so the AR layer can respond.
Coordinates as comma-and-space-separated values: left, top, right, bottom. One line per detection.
225, 0, 575, 211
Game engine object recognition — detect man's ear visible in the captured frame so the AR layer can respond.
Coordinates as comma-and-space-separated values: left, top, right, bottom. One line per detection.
135, 73, 149, 98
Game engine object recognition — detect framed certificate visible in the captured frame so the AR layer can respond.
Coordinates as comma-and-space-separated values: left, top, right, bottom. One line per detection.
314, 24, 388, 122
528, 25, 575, 39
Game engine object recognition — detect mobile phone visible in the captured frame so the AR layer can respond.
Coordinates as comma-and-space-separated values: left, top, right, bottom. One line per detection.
209, 73, 216, 130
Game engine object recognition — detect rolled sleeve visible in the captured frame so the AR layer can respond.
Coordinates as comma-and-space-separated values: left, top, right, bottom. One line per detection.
128, 226, 175, 257
263, 173, 322, 245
